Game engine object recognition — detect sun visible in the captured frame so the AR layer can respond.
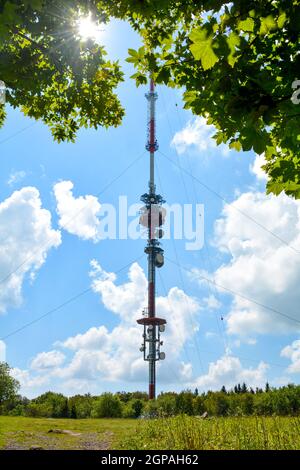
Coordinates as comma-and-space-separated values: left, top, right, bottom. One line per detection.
77, 13, 103, 42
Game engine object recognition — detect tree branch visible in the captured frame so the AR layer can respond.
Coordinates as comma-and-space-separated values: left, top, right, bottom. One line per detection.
12, 27, 64, 75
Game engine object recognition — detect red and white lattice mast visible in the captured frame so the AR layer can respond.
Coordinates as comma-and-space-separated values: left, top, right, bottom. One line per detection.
137, 79, 166, 400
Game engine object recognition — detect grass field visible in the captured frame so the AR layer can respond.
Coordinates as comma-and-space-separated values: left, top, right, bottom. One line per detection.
1, 415, 300, 450
0, 416, 136, 450
123, 415, 300, 450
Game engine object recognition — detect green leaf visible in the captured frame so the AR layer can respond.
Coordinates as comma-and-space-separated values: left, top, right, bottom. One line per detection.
253, 138, 266, 155
126, 47, 145, 65
126, 48, 139, 64
277, 12, 286, 29
137, 46, 145, 58
285, 181, 300, 192
229, 140, 242, 151
266, 181, 284, 196
259, 16, 277, 35
183, 91, 198, 106
128, 48, 138, 57
189, 28, 219, 70
265, 146, 276, 159
161, 35, 173, 51
237, 17, 255, 32
1, 2, 19, 23
130, 72, 147, 86
155, 67, 171, 85
226, 32, 240, 67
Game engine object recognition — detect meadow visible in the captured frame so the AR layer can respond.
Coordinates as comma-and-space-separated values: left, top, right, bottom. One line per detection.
123, 415, 300, 450
1, 415, 300, 450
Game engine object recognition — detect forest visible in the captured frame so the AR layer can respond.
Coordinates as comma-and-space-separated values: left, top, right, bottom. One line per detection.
1, 361, 300, 419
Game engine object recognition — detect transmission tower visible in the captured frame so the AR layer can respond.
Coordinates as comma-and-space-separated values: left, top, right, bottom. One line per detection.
137, 79, 166, 400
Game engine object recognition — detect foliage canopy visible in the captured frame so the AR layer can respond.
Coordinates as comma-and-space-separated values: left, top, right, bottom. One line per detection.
0, 0, 124, 142
116, 0, 300, 198
1, 1, 299, 197
0, 362, 19, 404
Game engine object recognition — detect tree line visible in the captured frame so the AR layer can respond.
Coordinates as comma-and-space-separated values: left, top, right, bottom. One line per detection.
2, 362, 300, 418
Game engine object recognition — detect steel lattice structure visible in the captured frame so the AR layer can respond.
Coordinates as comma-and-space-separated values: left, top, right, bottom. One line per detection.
137, 79, 166, 400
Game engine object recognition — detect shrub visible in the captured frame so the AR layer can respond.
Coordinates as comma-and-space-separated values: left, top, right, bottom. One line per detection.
156, 393, 177, 416
25, 402, 52, 418
91, 393, 122, 418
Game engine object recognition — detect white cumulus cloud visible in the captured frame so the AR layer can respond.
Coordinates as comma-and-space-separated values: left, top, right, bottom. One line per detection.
281, 340, 300, 374
30, 350, 65, 370
22, 261, 200, 392
90, 260, 147, 323
250, 153, 268, 181
191, 191, 300, 336
57, 325, 109, 351
0, 340, 6, 362
0, 187, 61, 313
203, 294, 221, 310
53, 180, 102, 242
7, 170, 27, 187
171, 116, 230, 156
11, 367, 49, 389
193, 354, 269, 391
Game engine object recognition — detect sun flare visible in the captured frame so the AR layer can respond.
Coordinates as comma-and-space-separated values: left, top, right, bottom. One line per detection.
77, 13, 103, 42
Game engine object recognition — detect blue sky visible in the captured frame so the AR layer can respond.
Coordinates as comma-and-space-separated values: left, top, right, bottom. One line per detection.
1, 19, 300, 397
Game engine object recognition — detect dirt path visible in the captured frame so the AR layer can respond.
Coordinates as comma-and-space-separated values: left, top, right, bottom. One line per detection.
3, 430, 114, 450
78, 431, 113, 450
